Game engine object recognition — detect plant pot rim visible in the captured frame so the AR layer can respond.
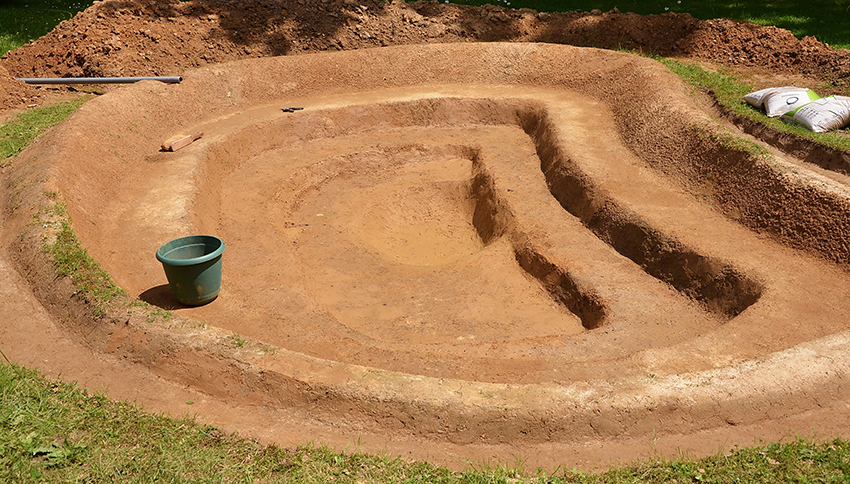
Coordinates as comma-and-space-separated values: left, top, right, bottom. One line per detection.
156, 235, 225, 267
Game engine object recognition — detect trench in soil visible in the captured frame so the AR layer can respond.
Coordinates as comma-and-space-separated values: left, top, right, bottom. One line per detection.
520, 108, 763, 318
152, 95, 765, 382
45, 55, 850, 385
284, 99, 760, 323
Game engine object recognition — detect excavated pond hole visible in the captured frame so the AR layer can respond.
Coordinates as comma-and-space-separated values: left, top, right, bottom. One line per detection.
153, 96, 767, 383
20, 43, 850, 466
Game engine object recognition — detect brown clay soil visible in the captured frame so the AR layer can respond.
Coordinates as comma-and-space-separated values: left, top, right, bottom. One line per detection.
4, 0, 850, 473
3, 0, 850, 114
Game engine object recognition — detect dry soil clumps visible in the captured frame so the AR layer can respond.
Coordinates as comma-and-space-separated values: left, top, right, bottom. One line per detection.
2, 0, 850, 113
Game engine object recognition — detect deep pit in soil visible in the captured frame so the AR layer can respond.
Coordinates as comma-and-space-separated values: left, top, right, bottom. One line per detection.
33, 43, 850, 377
8, 42, 850, 466
141, 94, 772, 384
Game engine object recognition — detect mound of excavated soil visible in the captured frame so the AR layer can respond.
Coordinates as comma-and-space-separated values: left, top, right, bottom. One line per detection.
0, 65, 49, 115
2, 0, 849, 114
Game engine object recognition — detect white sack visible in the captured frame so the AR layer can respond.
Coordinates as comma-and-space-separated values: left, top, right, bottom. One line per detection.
763, 88, 820, 117
743, 87, 788, 108
782, 96, 850, 133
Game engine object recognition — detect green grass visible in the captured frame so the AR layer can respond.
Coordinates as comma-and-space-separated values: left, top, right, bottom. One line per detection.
2, 359, 850, 483
1, 97, 125, 318
0, 0, 93, 55
660, 58, 850, 151
0, 98, 87, 165
43, 218, 126, 316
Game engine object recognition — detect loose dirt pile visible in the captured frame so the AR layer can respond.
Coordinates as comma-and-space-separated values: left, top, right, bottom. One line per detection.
2, 0, 849, 113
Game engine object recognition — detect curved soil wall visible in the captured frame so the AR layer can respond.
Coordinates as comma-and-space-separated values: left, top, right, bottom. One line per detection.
6, 42, 850, 464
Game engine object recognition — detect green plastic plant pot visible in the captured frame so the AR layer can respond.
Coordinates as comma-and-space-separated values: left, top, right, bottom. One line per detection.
156, 235, 225, 306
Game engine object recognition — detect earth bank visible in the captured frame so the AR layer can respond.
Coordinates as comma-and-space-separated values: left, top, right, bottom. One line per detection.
3, 0, 850, 473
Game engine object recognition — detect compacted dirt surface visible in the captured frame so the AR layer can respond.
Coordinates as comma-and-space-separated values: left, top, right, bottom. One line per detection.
4, 0, 850, 473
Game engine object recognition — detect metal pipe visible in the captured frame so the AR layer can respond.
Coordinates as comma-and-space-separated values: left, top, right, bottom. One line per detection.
15, 76, 183, 85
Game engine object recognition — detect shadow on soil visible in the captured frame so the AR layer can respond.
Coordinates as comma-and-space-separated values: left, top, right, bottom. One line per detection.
139, 284, 186, 310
